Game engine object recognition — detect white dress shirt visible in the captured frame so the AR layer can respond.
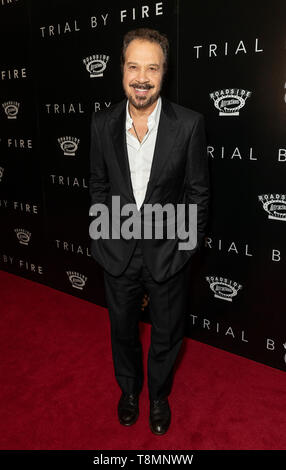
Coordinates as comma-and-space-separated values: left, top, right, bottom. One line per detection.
125, 95, 162, 211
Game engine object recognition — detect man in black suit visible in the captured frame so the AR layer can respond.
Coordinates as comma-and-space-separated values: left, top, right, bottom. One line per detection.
89, 28, 209, 435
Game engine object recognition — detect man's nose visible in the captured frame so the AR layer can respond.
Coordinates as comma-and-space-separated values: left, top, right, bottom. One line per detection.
137, 68, 148, 82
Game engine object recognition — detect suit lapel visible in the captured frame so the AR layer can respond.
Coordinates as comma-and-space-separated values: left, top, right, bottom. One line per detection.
109, 95, 179, 209
109, 100, 136, 204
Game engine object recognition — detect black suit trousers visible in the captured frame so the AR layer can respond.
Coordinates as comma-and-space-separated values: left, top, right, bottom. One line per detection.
103, 239, 191, 401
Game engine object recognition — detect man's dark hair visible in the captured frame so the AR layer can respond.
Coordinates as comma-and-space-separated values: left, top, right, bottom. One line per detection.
120, 27, 169, 76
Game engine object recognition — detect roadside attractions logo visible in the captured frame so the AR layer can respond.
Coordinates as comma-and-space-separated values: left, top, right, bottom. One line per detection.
2, 101, 20, 119
89, 196, 198, 251
14, 228, 31, 246
258, 194, 286, 221
209, 88, 252, 116
206, 276, 243, 302
58, 136, 80, 156
83, 54, 109, 78
66, 271, 87, 290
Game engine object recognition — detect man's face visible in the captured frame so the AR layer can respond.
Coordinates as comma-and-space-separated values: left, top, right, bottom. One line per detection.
122, 39, 164, 110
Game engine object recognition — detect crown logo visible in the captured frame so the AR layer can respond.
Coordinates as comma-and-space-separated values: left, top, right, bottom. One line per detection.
0, 166, 4, 182
258, 194, 286, 221
83, 54, 109, 77
58, 136, 80, 156
2, 101, 20, 119
66, 271, 87, 290
206, 275, 243, 302
209, 88, 251, 116
14, 228, 31, 245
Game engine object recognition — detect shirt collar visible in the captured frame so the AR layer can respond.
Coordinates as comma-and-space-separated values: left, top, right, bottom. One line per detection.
126, 95, 162, 130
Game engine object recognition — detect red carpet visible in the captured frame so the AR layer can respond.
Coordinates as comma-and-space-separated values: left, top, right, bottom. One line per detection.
0, 269, 285, 450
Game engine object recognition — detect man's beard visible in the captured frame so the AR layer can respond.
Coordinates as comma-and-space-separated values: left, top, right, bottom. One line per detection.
125, 83, 162, 110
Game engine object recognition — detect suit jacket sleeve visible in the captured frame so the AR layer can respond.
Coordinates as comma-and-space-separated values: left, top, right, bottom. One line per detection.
88, 112, 110, 217
184, 114, 210, 250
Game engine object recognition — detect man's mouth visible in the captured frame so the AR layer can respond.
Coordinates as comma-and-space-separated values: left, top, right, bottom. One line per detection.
131, 85, 152, 96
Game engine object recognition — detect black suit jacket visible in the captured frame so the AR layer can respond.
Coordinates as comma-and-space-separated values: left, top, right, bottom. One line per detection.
88, 95, 209, 282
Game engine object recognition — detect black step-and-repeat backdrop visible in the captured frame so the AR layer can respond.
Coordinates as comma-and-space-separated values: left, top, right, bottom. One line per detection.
0, 0, 285, 371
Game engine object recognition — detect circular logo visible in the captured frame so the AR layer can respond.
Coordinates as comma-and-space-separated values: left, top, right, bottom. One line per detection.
6, 104, 18, 116
88, 60, 107, 75
62, 141, 77, 153
214, 95, 245, 114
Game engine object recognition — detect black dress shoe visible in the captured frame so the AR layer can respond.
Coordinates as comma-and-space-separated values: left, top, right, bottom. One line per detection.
118, 392, 139, 426
149, 397, 171, 435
